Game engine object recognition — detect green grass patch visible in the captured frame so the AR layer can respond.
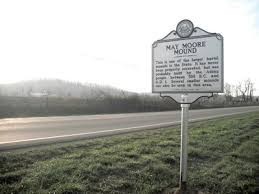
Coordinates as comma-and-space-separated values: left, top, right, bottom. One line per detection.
1, 112, 259, 193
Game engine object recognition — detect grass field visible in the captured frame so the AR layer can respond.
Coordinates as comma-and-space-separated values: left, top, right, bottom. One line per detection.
0, 112, 259, 194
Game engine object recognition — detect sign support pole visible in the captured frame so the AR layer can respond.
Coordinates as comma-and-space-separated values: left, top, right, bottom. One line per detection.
179, 102, 190, 191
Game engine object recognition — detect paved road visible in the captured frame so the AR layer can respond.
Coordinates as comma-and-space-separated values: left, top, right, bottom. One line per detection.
1, 106, 259, 150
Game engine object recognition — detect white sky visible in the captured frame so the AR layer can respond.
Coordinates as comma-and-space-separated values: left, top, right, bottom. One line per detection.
0, 0, 259, 94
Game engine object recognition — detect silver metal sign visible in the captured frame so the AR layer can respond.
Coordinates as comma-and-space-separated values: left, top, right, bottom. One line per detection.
152, 19, 224, 193
152, 21, 224, 95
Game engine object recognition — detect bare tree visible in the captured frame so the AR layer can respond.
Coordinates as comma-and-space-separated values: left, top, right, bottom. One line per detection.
237, 81, 248, 102
120, 90, 128, 99
249, 82, 255, 102
232, 85, 238, 98
245, 79, 251, 102
236, 79, 256, 102
224, 83, 232, 102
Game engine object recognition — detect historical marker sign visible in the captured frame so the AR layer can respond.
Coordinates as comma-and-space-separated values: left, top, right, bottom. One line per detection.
152, 20, 224, 192
152, 21, 223, 94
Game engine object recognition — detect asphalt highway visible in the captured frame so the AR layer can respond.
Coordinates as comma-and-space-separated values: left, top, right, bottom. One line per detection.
0, 106, 259, 150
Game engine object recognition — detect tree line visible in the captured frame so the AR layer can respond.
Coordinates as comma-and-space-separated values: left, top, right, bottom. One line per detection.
0, 79, 258, 119
224, 78, 257, 103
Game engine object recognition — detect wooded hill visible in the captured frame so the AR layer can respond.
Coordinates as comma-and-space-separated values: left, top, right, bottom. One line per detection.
0, 79, 129, 99
0, 79, 258, 118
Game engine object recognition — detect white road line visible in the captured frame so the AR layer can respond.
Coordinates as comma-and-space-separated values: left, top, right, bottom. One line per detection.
0, 109, 257, 145
0, 114, 141, 126
0, 121, 180, 145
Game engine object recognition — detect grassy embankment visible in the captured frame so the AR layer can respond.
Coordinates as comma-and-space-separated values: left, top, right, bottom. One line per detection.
0, 112, 259, 193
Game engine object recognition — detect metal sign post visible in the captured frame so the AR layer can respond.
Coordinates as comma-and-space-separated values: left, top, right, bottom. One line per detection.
151, 19, 224, 192
180, 96, 190, 191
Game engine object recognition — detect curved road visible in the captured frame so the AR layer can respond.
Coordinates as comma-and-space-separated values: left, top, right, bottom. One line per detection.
0, 106, 259, 150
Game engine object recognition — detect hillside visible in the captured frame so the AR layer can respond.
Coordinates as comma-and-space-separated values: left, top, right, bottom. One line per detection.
0, 79, 131, 99
0, 79, 258, 119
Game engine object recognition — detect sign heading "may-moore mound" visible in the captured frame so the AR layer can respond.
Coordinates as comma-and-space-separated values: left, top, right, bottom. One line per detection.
152, 23, 223, 94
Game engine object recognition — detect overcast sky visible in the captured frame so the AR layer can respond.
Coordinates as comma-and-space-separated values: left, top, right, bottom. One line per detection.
0, 0, 258, 94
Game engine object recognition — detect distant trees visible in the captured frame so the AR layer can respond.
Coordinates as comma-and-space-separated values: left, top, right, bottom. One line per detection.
236, 79, 255, 102
224, 78, 256, 103
193, 79, 257, 108
0, 78, 257, 119
224, 83, 233, 102
0, 79, 125, 99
